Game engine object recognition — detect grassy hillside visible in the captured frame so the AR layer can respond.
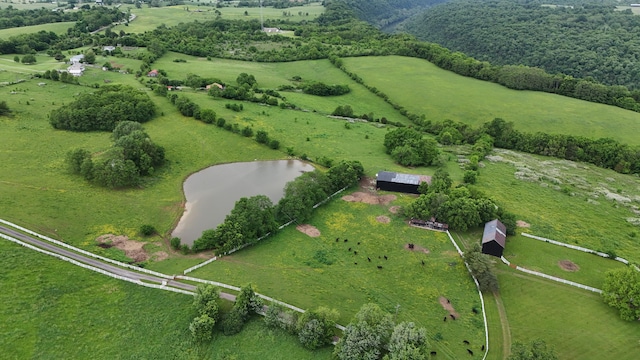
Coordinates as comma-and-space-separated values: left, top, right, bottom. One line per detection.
342, 56, 640, 146
0, 21, 75, 37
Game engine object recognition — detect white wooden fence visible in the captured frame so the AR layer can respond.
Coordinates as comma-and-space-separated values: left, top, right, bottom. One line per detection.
500, 256, 602, 293
1, 232, 194, 296
0, 218, 173, 279
445, 231, 490, 360
521, 232, 639, 271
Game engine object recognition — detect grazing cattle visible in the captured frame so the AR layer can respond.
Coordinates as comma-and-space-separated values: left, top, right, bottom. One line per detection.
367, 257, 371, 262
384, 255, 388, 260
467, 349, 474, 356
336, 238, 339, 242
408, 243, 414, 249
357, 242, 361, 245
348, 248, 352, 251
430, 351, 437, 356
354, 262, 358, 265
344, 239, 348, 242
481, 345, 485, 351
463, 340, 470, 345
450, 314, 456, 320
447, 298, 450, 304
421, 260, 425, 266
378, 256, 381, 259
377, 265, 383, 269
354, 251, 358, 255
472, 308, 478, 314
443, 316, 447, 322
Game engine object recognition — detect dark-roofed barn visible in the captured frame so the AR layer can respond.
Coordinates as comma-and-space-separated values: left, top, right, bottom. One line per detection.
376, 171, 431, 194
482, 219, 507, 257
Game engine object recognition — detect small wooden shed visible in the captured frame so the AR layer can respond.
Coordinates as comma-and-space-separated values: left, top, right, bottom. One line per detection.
481, 219, 507, 257
376, 171, 431, 194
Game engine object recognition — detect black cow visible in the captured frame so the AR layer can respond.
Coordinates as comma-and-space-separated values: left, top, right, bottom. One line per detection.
367, 257, 371, 262
450, 314, 456, 320
344, 239, 348, 243
377, 265, 383, 269
472, 308, 479, 314
354, 251, 358, 255
430, 351, 437, 356
443, 316, 447, 322
354, 262, 358, 265
463, 340, 470, 345
467, 349, 474, 356
357, 242, 361, 245
348, 247, 352, 251
421, 260, 425, 266
336, 238, 339, 242
481, 345, 485, 351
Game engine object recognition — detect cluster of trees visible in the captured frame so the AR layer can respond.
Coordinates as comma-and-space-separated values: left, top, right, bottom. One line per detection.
383, 127, 440, 167
68, 7, 127, 35
207, 73, 280, 106
188, 284, 264, 342
38, 69, 79, 84
334, 303, 431, 359
265, 304, 339, 350
403, 169, 517, 233
402, 0, 640, 89
464, 243, 499, 293
342, 0, 447, 30
66, 121, 165, 188
50, 85, 156, 132
192, 161, 364, 253
508, 339, 558, 360
0, 30, 60, 55
602, 267, 640, 321
300, 82, 350, 96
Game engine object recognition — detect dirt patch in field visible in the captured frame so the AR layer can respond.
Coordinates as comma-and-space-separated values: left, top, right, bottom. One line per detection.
152, 251, 168, 261
558, 260, 580, 272
404, 243, 430, 254
439, 296, 460, 319
388, 206, 401, 214
96, 234, 148, 262
376, 215, 391, 223
516, 220, 531, 228
296, 224, 321, 237
342, 192, 397, 205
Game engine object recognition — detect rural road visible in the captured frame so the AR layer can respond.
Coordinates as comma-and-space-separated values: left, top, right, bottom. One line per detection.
0, 225, 236, 300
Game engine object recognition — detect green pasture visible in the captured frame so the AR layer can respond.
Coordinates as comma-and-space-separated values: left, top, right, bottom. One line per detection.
473, 154, 640, 260
0, 240, 195, 359
342, 56, 640, 146
187, 193, 486, 359
497, 268, 640, 360
0, 21, 74, 37
0, 53, 65, 73
0, 239, 335, 358
0, 0, 57, 10
503, 233, 627, 289
113, 3, 323, 34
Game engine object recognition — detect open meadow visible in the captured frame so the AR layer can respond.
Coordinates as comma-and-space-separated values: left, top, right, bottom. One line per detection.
0, 21, 74, 37
342, 56, 640, 146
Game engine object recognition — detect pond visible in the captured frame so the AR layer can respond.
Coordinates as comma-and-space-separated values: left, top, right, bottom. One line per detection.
172, 160, 314, 246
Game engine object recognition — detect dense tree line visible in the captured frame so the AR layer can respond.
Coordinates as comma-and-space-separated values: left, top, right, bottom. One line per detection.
0, 6, 75, 29
401, 0, 640, 89
192, 160, 364, 253
66, 121, 165, 188
300, 82, 350, 96
341, 0, 448, 30
50, 85, 156, 132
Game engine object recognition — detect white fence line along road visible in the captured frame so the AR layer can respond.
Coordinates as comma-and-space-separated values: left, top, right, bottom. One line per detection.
445, 231, 490, 360
0, 219, 173, 279
499, 256, 603, 294
521, 232, 639, 271
1, 232, 195, 296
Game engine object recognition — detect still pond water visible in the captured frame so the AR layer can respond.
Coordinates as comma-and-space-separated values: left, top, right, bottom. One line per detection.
172, 160, 314, 246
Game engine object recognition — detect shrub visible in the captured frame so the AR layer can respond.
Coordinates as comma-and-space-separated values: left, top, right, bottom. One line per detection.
216, 117, 226, 128
269, 139, 280, 150
139, 224, 156, 236
241, 126, 254, 137
170, 237, 181, 250
256, 130, 269, 144
463, 170, 478, 184
222, 309, 244, 336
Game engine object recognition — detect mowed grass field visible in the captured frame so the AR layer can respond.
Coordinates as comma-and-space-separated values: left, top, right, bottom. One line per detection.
188, 193, 486, 359
342, 56, 640, 146
112, 3, 323, 34
496, 268, 640, 360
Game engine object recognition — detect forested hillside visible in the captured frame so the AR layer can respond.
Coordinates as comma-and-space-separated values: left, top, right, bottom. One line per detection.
399, 0, 640, 88
340, 0, 448, 30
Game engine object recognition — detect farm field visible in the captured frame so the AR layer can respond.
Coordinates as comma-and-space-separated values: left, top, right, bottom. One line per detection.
111, 3, 324, 34
342, 56, 640, 146
187, 192, 486, 359
496, 268, 640, 360
0, 21, 74, 37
